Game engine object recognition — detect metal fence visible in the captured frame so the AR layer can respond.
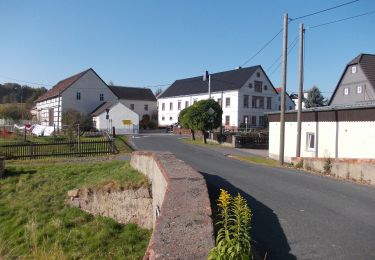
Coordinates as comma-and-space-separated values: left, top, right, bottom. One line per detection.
0, 139, 117, 160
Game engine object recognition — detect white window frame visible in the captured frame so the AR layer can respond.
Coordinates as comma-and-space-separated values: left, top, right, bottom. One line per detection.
306, 132, 315, 151
357, 85, 362, 94
344, 87, 349, 96
351, 66, 357, 74
225, 97, 230, 108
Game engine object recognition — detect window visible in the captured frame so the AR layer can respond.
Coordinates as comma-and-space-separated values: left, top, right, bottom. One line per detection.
259, 116, 265, 127
243, 95, 249, 108
289, 106, 293, 110
144, 104, 148, 111
306, 132, 315, 151
278, 105, 281, 110
259, 97, 264, 109
254, 81, 262, 93
99, 93, 104, 101
225, 97, 230, 108
251, 116, 256, 126
162, 116, 165, 121
344, 87, 349, 95
351, 66, 357, 74
357, 85, 362, 94
185, 101, 189, 108
76, 92, 81, 100
256, 72, 260, 77
178, 101, 181, 110
169, 102, 173, 110
252, 96, 257, 108
225, 115, 230, 125
162, 103, 165, 111
264, 85, 268, 91
169, 116, 173, 121
267, 97, 272, 109
130, 104, 135, 110
248, 83, 253, 89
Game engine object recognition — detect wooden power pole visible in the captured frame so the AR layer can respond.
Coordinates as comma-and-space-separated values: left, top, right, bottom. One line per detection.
296, 23, 304, 157
279, 13, 288, 165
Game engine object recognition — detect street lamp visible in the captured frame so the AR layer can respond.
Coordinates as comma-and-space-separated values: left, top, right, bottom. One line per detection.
105, 108, 110, 133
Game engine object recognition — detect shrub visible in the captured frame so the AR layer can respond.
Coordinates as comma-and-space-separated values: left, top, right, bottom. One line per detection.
295, 160, 304, 169
208, 189, 252, 259
323, 158, 332, 174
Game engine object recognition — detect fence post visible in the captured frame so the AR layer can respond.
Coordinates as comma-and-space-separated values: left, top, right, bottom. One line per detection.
0, 156, 4, 178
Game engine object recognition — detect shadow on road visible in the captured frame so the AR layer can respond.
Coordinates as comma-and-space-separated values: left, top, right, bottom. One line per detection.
200, 171, 296, 260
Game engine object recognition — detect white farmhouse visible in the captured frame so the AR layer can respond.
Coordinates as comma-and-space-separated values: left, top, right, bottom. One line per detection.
158, 66, 292, 128
35, 68, 117, 129
275, 87, 296, 111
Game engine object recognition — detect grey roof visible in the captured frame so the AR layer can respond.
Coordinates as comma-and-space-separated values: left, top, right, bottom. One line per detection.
91, 101, 115, 116
329, 54, 375, 105
109, 85, 156, 101
159, 66, 267, 98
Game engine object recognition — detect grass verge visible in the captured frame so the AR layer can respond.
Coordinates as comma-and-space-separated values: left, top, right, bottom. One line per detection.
0, 160, 151, 259
228, 155, 280, 167
183, 137, 221, 147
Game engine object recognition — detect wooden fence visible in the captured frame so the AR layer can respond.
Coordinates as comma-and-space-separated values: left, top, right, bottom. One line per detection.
0, 139, 117, 160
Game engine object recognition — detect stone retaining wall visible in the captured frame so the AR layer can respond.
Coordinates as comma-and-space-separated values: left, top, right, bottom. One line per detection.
292, 157, 375, 185
130, 151, 215, 260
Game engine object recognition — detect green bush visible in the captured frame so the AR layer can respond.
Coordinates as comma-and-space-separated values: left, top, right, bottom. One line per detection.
208, 189, 252, 260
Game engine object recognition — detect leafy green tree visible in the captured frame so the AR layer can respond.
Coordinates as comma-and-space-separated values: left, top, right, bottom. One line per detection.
179, 106, 195, 140
179, 99, 222, 144
305, 86, 327, 108
62, 109, 92, 139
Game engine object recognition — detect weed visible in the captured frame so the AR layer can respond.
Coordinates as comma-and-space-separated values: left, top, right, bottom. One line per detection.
295, 160, 304, 169
323, 158, 332, 174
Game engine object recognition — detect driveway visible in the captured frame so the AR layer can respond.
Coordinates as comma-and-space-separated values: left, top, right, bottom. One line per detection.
130, 134, 375, 260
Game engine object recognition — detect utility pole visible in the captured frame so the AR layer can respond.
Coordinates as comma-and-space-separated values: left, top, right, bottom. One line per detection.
279, 13, 288, 165
296, 23, 304, 157
208, 74, 211, 99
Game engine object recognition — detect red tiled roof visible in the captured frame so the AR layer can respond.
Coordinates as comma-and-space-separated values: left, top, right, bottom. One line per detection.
275, 87, 281, 93
35, 68, 91, 102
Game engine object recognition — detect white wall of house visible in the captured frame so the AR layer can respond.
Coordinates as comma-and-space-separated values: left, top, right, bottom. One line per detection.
35, 70, 118, 128
269, 121, 375, 162
93, 102, 139, 134
119, 99, 157, 119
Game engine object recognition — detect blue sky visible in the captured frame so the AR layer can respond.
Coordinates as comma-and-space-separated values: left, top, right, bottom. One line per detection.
0, 0, 374, 99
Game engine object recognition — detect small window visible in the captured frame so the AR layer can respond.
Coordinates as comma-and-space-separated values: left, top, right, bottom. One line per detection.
162, 116, 165, 121
264, 85, 268, 91
144, 104, 148, 111
99, 93, 104, 101
254, 81, 262, 93
256, 72, 260, 77
178, 101, 181, 110
162, 103, 165, 111
289, 106, 293, 110
306, 132, 315, 151
251, 116, 256, 126
169, 116, 172, 121
344, 87, 349, 95
267, 97, 272, 109
185, 101, 189, 108
357, 86, 362, 94
243, 95, 249, 108
225, 97, 230, 108
169, 102, 173, 110
76, 92, 81, 100
225, 115, 230, 125
351, 66, 357, 74
130, 104, 135, 110
248, 83, 253, 89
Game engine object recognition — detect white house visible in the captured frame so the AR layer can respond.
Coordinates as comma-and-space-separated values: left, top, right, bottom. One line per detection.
108, 86, 157, 120
158, 66, 292, 128
275, 87, 296, 111
91, 101, 139, 134
267, 104, 375, 162
35, 68, 117, 129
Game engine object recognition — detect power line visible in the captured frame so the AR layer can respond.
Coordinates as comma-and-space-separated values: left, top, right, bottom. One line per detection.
240, 28, 283, 67
0, 75, 52, 87
289, 0, 360, 21
269, 36, 299, 77
308, 10, 375, 29
266, 35, 299, 72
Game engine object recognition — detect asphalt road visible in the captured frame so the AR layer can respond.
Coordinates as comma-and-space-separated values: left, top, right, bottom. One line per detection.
131, 134, 375, 260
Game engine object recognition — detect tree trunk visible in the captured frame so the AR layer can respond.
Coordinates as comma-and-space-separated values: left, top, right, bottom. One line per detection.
202, 131, 207, 144
191, 130, 195, 140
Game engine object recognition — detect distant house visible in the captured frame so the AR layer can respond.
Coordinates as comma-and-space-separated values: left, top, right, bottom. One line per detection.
158, 66, 287, 129
275, 87, 296, 111
108, 86, 157, 120
329, 54, 375, 106
91, 101, 139, 134
35, 68, 117, 128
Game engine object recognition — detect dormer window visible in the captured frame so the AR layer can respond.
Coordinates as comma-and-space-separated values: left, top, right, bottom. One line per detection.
351, 66, 357, 74
344, 87, 349, 95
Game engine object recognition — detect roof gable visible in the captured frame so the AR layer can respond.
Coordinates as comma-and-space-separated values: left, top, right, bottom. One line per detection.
35, 68, 92, 102
158, 66, 261, 98
329, 54, 375, 105
109, 86, 156, 101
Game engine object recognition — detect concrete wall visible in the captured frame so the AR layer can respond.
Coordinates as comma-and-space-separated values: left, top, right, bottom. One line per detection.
130, 151, 214, 260
292, 157, 375, 186
269, 121, 375, 162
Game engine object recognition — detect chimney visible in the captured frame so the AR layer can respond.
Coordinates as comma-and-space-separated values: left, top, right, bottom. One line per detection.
203, 71, 209, 81
236, 66, 242, 70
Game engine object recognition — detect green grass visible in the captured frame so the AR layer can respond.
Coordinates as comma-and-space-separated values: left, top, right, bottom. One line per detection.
0, 160, 151, 259
114, 136, 133, 154
183, 137, 221, 146
229, 155, 280, 167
